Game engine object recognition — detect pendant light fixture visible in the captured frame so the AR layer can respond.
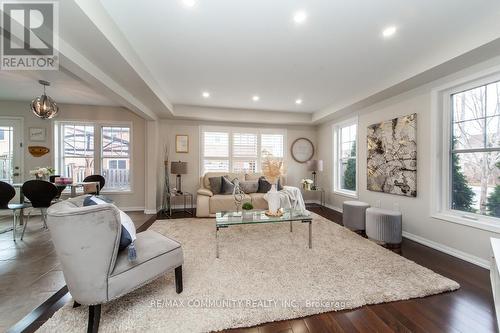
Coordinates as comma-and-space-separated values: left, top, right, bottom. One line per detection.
30, 80, 59, 119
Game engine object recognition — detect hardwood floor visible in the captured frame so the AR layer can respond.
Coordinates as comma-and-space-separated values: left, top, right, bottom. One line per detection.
221, 204, 498, 333
8, 205, 497, 332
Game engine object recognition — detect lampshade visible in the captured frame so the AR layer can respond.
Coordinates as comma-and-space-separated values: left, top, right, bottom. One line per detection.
307, 159, 323, 172
31, 80, 59, 119
171, 161, 188, 175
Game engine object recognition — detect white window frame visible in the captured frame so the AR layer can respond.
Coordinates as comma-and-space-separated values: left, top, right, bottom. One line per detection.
199, 126, 286, 175
333, 117, 358, 198
431, 66, 500, 233
54, 120, 133, 193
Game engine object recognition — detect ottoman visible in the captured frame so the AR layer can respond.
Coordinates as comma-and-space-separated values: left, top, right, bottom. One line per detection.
342, 201, 370, 231
366, 207, 402, 245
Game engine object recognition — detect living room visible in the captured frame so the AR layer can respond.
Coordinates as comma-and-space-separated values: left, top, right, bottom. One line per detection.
1, 0, 500, 332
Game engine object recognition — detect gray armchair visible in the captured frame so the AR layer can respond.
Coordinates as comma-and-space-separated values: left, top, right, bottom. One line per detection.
47, 196, 183, 333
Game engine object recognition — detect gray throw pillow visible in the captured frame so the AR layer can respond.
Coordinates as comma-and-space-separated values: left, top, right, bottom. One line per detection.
208, 176, 223, 194
257, 176, 282, 193
221, 176, 235, 194
239, 180, 258, 194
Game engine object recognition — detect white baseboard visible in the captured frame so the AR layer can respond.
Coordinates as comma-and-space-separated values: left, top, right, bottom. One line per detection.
305, 200, 490, 269
402, 231, 490, 269
305, 200, 343, 213
120, 206, 145, 212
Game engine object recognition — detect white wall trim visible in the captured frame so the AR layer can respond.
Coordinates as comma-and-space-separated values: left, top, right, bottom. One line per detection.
402, 231, 490, 269
120, 206, 145, 212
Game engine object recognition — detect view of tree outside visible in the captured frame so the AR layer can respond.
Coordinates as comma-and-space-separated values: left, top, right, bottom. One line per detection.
451, 80, 500, 217
339, 123, 357, 192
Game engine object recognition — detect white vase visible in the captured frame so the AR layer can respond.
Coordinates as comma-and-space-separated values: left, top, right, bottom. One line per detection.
267, 184, 281, 214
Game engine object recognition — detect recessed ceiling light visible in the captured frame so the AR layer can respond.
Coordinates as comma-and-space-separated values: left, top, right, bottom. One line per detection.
293, 11, 307, 24
295, 99, 303, 105
182, 0, 196, 8
252, 95, 260, 102
202, 91, 210, 98
382, 26, 397, 38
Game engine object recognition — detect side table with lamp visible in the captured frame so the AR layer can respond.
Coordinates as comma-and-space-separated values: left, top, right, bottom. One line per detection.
304, 159, 325, 209
166, 161, 193, 217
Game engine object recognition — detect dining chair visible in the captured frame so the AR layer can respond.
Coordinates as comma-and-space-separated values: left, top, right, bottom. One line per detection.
21, 180, 59, 240
83, 175, 105, 194
0, 181, 31, 241
49, 175, 67, 200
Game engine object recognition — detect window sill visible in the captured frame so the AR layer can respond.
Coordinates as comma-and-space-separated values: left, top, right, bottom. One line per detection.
333, 189, 358, 199
432, 211, 500, 234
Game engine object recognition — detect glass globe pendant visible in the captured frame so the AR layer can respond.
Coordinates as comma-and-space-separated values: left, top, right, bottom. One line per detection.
31, 80, 59, 119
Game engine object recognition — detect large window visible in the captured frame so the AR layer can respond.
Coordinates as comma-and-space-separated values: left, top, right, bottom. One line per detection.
201, 127, 285, 174
333, 119, 357, 196
451, 80, 500, 218
55, 122, 132, 191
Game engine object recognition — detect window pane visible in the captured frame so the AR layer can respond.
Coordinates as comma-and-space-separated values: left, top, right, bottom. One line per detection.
62, 157, 94, 182
204, 132, 229, 157
261, 134, 284, 158
452, 86, 486, 122
487, 116, 500, 148
339, 158, 356, 191
233, 160, 257, 173
102, 158, 130, 190
337, 122, 357, 193
102, 126, 130, 157
452, 120, 485, 150
63, 124, 94, 157
233, 133, 257, 157
203, 160, 229, 172
451, 152, 500, 216
0, 126, 13, 182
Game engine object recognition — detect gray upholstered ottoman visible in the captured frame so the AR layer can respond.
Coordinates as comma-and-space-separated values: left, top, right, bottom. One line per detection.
366, 207, 402, 245
342, 201, 370, 231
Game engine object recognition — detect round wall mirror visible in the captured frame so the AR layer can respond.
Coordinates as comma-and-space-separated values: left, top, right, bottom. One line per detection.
291, 138, 314, 163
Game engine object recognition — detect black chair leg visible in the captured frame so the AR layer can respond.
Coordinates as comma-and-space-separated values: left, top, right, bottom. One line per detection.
73, 301, 81, 308
87, 304, 101, 333
175, 265, 183, 294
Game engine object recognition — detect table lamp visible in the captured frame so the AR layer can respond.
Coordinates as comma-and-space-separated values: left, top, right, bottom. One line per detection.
171, 161, 187, 194
307, 159, 323, 190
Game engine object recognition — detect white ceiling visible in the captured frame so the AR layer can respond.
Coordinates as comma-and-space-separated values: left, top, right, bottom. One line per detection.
0, 70, 118, 106
100, 0, 500, 113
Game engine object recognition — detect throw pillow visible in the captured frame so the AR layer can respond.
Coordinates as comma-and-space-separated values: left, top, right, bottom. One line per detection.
257, 177, 283, 193
83, 195, 137, 261
208, 176, 223, 194
239, 180, 258, 193
221, 176, 235, 194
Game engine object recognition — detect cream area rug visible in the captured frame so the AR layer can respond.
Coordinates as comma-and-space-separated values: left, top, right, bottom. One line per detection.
39, 213, 459, 332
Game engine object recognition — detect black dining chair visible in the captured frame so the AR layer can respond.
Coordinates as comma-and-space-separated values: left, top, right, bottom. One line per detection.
21, 180, 59, 240
49, 174, 66, 200
83, 175, 105, 194
0, 181, 31, 241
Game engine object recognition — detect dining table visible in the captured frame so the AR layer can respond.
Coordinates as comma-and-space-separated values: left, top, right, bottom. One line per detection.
10, 181, 101, 226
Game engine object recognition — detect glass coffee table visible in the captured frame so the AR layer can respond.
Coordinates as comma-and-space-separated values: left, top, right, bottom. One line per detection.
215, 209, 313, 258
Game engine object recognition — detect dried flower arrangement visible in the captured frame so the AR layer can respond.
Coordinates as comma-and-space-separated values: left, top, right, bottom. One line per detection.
262, 158, 285, 184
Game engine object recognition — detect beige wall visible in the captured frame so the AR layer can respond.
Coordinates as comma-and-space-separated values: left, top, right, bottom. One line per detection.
158, 119, 319, 205
0, 101, 146, 209
317, 56, 500, 266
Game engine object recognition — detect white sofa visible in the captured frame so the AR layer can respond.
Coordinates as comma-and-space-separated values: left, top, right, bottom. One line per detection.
196, 172, 285, 217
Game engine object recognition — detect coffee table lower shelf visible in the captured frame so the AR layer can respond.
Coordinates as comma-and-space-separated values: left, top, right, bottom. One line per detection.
215, 210, 313, 259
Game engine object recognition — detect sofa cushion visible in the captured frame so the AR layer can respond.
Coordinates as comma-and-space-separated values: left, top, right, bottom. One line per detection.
109, 230, 183, 300
221, 176, 235, 194
203, 172, 243, 190
257, 176, 283, 193
209, 194, 251, 214
208, 176, 223, 194
249, 193, 268, 210
240, 180, 258, 193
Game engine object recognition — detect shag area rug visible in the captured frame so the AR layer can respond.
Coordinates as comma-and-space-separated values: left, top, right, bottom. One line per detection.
40, 213, 459, 332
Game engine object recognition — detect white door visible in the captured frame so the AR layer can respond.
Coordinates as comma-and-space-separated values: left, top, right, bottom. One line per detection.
0, 118, 23, 183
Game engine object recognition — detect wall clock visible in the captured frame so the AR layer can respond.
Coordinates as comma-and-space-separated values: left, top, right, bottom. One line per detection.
291, 138, 314, 163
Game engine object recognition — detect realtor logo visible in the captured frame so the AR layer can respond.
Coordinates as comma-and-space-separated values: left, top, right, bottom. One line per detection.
1, 1, 59, 70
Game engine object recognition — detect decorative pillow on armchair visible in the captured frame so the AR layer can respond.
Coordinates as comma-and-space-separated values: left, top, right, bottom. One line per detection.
83, 195, 137, 261
221, 176, 236, 194
239, 180, 259, 193
208, 176, 223, 194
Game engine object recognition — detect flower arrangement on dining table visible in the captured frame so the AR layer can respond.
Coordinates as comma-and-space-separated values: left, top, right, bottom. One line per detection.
29, 167, 55, 180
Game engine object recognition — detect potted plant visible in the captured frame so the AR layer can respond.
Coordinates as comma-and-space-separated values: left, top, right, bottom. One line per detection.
242, 202, 254, 219
29, 167, 55, 181
300, 178, 314, 191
